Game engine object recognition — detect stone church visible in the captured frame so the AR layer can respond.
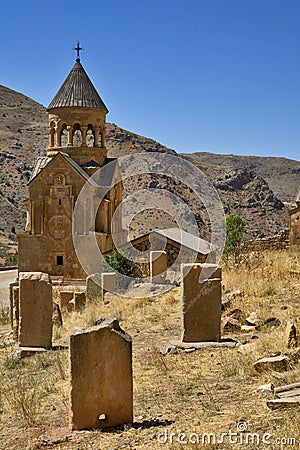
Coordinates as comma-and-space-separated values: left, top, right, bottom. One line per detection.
18, 54, 123, 280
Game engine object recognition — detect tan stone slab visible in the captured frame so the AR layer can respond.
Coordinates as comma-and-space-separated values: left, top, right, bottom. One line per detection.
9, 281, 19, 329
101, 272, 116, 293
59, 291, 74, 310
86, 273, 102, 302
161, 338, 238, 355
12, 347, 48, 359
267, 396, 300, 410
69, 318, 133, 430
253, 355, 290, 373
181, 263, 222, 342
12, 285, 19, 340
275, 381, 300, 394
19, 272, 52, 348
277, 388, 300, 398
70, 292, 86, 312
150, 251, 167, 283
285, 321, 298, 349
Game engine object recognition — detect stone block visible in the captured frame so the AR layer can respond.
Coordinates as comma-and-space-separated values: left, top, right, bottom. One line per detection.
150, 251, 167, 283
267, 397, 300, 410
101, 272, 116, 302
285, 321, 298, 349
59, 291, 74, 312
52, 302, 63, 326
69, 318, 133, 430
12, 347, 48, 359
101, 272, 116, 293
181, 263, 222, 343
70, 292, 86, 312
19, 272, 52, 348
254, 355, 290, 373
11, 285, 19, 340
86, 273, 102, 302
9, 281, 19, 329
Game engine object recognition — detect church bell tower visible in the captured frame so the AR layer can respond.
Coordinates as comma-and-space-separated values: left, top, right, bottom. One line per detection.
18, 44, 123, 280
47, 44, 108, 168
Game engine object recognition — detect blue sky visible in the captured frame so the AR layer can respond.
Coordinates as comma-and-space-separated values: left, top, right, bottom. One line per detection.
1, 0, 300, 161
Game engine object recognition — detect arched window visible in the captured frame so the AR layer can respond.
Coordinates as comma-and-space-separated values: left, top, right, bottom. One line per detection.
60, 124, 68, 147
86, 124, 95, 147
73, 123, 82, 147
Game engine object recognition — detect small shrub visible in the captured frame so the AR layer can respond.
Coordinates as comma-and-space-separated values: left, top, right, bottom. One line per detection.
223, 214, 247, 261
105, 250, 142, 278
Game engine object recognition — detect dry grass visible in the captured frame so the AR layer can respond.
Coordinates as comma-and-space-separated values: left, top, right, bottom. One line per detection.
0, 248, 299, 449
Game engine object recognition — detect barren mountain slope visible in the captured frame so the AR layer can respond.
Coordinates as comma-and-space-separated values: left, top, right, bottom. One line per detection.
185, 151, 300, 203
0, 85, 295, 264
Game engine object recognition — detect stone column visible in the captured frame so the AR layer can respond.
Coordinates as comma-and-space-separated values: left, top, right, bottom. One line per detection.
70, 292, 86, 312
25, 200, 32, 232
81, 125, 88, 147
9, 281, 19, 335
101, 128, 106, 148
19, 272, 53, 348
67, 125, 73, 147
69, 318, 133, 430
59, 291, 75, 312
94, 126, 100, 147
49, 127, 55, 147
181, 263, 222, 342
101, 272, 116, 302
150, 250, 167, 283
55, 126, 61, 146
86, 273, 102, 302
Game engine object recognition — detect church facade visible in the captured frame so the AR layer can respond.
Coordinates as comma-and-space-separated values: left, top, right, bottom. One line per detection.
18, 55, 123, 280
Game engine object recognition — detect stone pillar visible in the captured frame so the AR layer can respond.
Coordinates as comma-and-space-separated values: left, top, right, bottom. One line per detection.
67, 125, 73, 147
101, 272, 116, 301
86, 273, 102, 302
59, 291, 75, 312
55, 126, 61, 146
101, 128, 106, 148
12, 285, 20, 340
69, 318, 133, 430
150, 251, 167, 283
19, 272, 53, 348
25, 200, 32, 232
49, 127, 55, 147
94, 126, 99, 147
181, 263, 222, 343
86, 272, 116, 303
81, 125, 88, 147
9, 281, 19, 339
70, 292, 86, 312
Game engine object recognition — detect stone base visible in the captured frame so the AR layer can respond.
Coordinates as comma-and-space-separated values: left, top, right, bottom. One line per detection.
12, 347, 48, 359
161, 338, 239, 355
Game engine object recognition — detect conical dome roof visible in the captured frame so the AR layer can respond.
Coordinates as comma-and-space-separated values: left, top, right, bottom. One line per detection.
47, 59, 108, 112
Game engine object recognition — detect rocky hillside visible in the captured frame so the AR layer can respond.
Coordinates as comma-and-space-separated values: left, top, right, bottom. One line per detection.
186, 152, 300, 204
0, 85, 297, 264
182, 155, 289, 239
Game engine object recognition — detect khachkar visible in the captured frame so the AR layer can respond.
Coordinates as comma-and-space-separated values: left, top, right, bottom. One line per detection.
18, 46, 123, 281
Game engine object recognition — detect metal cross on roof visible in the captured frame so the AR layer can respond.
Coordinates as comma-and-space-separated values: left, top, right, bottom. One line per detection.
73, 41, 83, 59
